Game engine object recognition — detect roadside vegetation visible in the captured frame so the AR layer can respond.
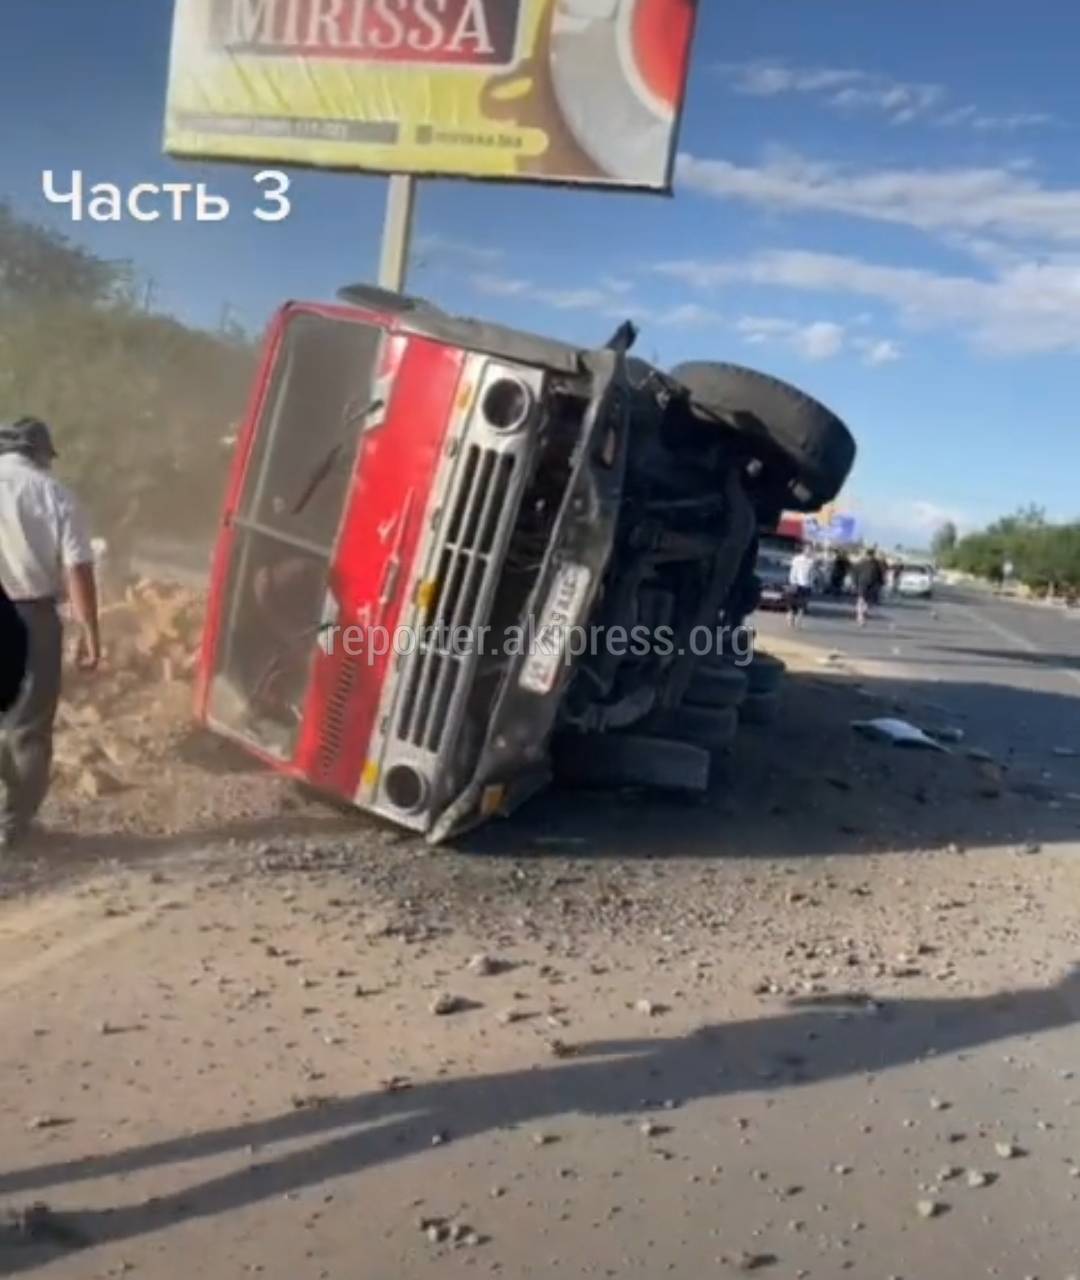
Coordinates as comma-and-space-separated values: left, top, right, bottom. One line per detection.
936, 508, 1080, 594
0, 203, 256, 551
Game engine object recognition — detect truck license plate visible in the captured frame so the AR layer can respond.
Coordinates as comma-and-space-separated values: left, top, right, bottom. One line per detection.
518, 561, 592, 695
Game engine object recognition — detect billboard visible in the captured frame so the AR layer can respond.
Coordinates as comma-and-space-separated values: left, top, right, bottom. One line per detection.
803, 514, 859, 545
164, 0, 698, 190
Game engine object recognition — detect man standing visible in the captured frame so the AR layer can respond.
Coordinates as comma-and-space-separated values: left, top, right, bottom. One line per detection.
786, 544, 816, 628
0, 418, 100, 853
853, 548, 881, 626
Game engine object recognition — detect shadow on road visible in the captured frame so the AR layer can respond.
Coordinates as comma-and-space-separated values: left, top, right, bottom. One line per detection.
2, 968, 1078, 1270
3, 656, 1080, 897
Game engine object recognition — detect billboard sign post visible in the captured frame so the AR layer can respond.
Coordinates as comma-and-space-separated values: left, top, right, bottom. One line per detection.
165, 0, 700, 291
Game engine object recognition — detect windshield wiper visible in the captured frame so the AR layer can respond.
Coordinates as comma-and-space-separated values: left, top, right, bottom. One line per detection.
291, 396, 384, 516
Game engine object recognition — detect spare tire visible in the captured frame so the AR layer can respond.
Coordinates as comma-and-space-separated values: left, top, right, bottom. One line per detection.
671, 361, 856, 509
684, 662, 748, 709
739, 689, 781, 726
646, 705, 739, 753
745, 651, 786, 695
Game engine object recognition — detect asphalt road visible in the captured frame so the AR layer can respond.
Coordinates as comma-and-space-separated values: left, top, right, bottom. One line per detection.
759, 586, 1080, 794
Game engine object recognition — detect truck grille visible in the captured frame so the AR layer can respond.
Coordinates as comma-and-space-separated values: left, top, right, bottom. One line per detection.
396, 445, 516, 754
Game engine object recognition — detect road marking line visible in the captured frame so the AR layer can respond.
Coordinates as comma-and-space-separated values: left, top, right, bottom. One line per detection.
955, 604, 1080, 692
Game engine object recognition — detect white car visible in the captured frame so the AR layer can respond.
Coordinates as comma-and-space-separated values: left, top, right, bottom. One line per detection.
896, 563, 934, 598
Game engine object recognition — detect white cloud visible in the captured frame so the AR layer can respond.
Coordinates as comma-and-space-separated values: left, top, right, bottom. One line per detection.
675, 151, 1080, 245
415, 233, 504, 267
795, 320, 845, 360
657, 247, 1080, 354
854, 497, 975, 549
655, 302, 721, 327
472, 273, 531, 297
469, 273, 643, 321
855, 336, 902, 366
735, 315, 846, 361
717, 60, 1053, 132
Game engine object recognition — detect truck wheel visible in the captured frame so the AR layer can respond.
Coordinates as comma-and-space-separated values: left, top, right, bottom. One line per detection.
552, 732, 710, 792
684, 662, 748, 709
672, 361, 856, 509
745, 651, 786, 695
647, 705, 738, 753
739, 690, 781, 726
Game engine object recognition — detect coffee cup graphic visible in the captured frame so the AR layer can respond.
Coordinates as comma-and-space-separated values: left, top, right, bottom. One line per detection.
549, 0, 695, 185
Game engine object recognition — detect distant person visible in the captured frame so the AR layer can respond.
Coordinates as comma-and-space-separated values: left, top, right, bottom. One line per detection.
852, 550, 880, 626
786, 545, 816, 628
829, 550, 850, 596
0, 417, 100, 854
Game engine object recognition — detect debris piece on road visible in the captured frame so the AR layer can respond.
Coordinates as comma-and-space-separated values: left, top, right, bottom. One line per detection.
3, 1203, 88, 1249
852, 719, 949, 752
26, 1115, 73, 1131
290, 1093, 336, 1111
429, 992, 465, 1016
927, 726, 965, 745
725, 1250, 779, 1272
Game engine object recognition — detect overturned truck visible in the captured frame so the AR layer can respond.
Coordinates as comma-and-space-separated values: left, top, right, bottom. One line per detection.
196, 288, 855, 841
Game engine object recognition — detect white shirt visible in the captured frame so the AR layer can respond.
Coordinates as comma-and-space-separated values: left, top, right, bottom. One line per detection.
0, 454, 94, 600
788, 551, 816, 589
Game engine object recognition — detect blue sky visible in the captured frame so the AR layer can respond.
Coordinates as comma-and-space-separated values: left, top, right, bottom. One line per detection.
3, 0, 1080, 547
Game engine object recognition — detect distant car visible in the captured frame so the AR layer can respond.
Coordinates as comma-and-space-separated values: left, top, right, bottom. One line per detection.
755, 533, 805, 611
896, 562, 934, 598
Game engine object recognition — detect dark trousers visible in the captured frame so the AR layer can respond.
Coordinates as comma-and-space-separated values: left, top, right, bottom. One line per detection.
0, 600, 61, 837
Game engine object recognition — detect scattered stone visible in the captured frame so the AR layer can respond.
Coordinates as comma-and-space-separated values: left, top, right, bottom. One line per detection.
379, 1076, 412, 1094
548, 1038, 577, 1059
634, 998, 662, 1016
916, 1198, 944, 1219
937, 1165, 961, 1182
1017, 841, 1042, 856
290, 1094, 335, 1111
928, 726, 965, 745
640, 1120, 662, 1138
496, 1008, 525, 1026
532, 1132, 557, 1147
995, 1142, 1021, 1160
466, 953, 500, 977
930, 1097, 951, 1112
429, 992, 464, 1016
3, 1202, 87, 1248
726, 1250, 779, 1272
26, 1115, 73, 1131
966, 1169, 993, 1189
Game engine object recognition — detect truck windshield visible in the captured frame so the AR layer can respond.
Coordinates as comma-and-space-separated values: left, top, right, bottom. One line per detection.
208, 312, 383, 758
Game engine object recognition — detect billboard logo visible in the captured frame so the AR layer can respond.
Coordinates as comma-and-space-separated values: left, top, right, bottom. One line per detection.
215, 0, 524, 67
